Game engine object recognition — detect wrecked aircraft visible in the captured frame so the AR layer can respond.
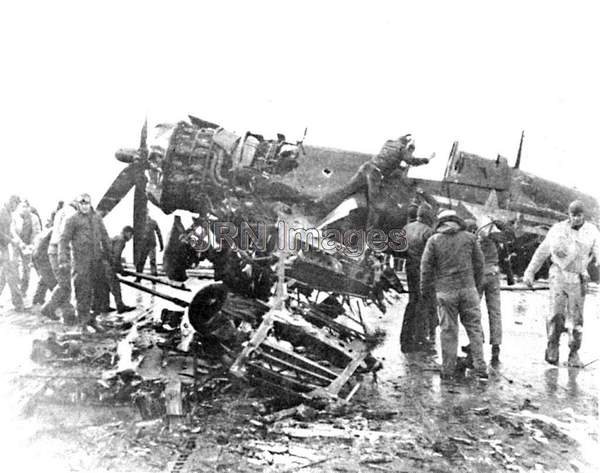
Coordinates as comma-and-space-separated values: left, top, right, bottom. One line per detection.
97, 116, 410, 403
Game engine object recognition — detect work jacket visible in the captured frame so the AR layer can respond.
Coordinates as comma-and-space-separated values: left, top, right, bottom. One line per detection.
403, 219, 434, 268
421, 221, 484, 294
33, 228, 52, 263
58, 210, 111, 268
12, 211, 41, 248
48, 203, 78, 255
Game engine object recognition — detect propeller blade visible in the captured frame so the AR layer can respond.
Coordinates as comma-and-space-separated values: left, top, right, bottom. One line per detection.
96, 164, 137, 214
140, 118, 148, 151
133, 172, 148, 272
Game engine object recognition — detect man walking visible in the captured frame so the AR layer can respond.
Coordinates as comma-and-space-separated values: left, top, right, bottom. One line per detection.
421, 209, 488, 379
524, 200, 600, 367
58, 193, 112, 331
400, 203, 436, 352
136, 217, 164, 276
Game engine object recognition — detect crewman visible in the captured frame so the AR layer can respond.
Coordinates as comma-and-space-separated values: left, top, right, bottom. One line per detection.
58, 193, 112, 331
400, 203, 436, 352
31, 227, 57, 306
421, 209, 488, 379
464, 218, 516, 364
106, 225, 136, 314
0, 195, 25, 311
41, 199, 78, 322
136, 216, 164, 276
523, 200, 600, 367
11, 200, 41, 296
318, 134, 431, 230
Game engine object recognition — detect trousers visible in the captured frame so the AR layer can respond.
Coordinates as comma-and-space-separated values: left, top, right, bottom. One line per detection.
42, 253, 73, 316
548, 269, 584, 353
32, 252, 57, 305
0, 247, 24, 310
73, 258, 106, 320
437, 287, 486, 374
136, 245, 158, 275
400, 263, 429, 346
479, 272, 502, 345
94, 261, 125, 311
15, 248, 32, 295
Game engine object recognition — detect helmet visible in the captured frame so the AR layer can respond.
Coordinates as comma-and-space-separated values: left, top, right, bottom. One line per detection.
464, 218, 478, 233
568, 200, 585, 215
417, 203, 434, 222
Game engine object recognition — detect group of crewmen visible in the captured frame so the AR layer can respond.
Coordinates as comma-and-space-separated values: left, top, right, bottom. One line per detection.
320, 133, 600, 379
1, 135, 599, 376
0, 193, 163, 332
337, 133, 600, 379
400, 199, 599, 379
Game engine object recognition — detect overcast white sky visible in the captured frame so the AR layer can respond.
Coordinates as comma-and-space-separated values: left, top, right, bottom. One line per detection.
1, 0, 599, 233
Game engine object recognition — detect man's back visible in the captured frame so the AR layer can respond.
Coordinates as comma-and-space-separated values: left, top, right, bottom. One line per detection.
420, 210, 488, 378
421, 224, 483, 292
403, 220, 433, 264
144, 218, 163, 248
111, 234, 128, 271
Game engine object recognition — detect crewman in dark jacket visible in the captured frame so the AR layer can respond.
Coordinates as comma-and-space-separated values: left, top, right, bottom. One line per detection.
136, 217, 164, 276
32, 228, 57, 305
421, 210, 488, 379
400, 203, 436, 352
0, 195, 25, 311
318, 134, 430, 230
58, 193, 111, 331
106, 226, 136, 313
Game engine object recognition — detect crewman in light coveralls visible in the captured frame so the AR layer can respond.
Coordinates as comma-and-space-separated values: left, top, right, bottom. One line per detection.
523, 200, 600, 367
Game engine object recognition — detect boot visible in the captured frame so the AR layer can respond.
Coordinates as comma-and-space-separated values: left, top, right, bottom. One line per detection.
40, 304, 59, 320
61, 305, 77, 325
491, 345, 500, 365
544, 342, 559, 365
461, 345, 474, 369
414, 340, 437, 355
85, 317, 105, 333
567, 350, 584, 368
472, 367, 489, 379
117, 304, 136, 314
80, 313, 104, 333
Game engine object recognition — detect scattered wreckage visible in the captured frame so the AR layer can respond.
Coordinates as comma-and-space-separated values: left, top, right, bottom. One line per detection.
115, 251, 396, 407
89, 116, 413, 408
